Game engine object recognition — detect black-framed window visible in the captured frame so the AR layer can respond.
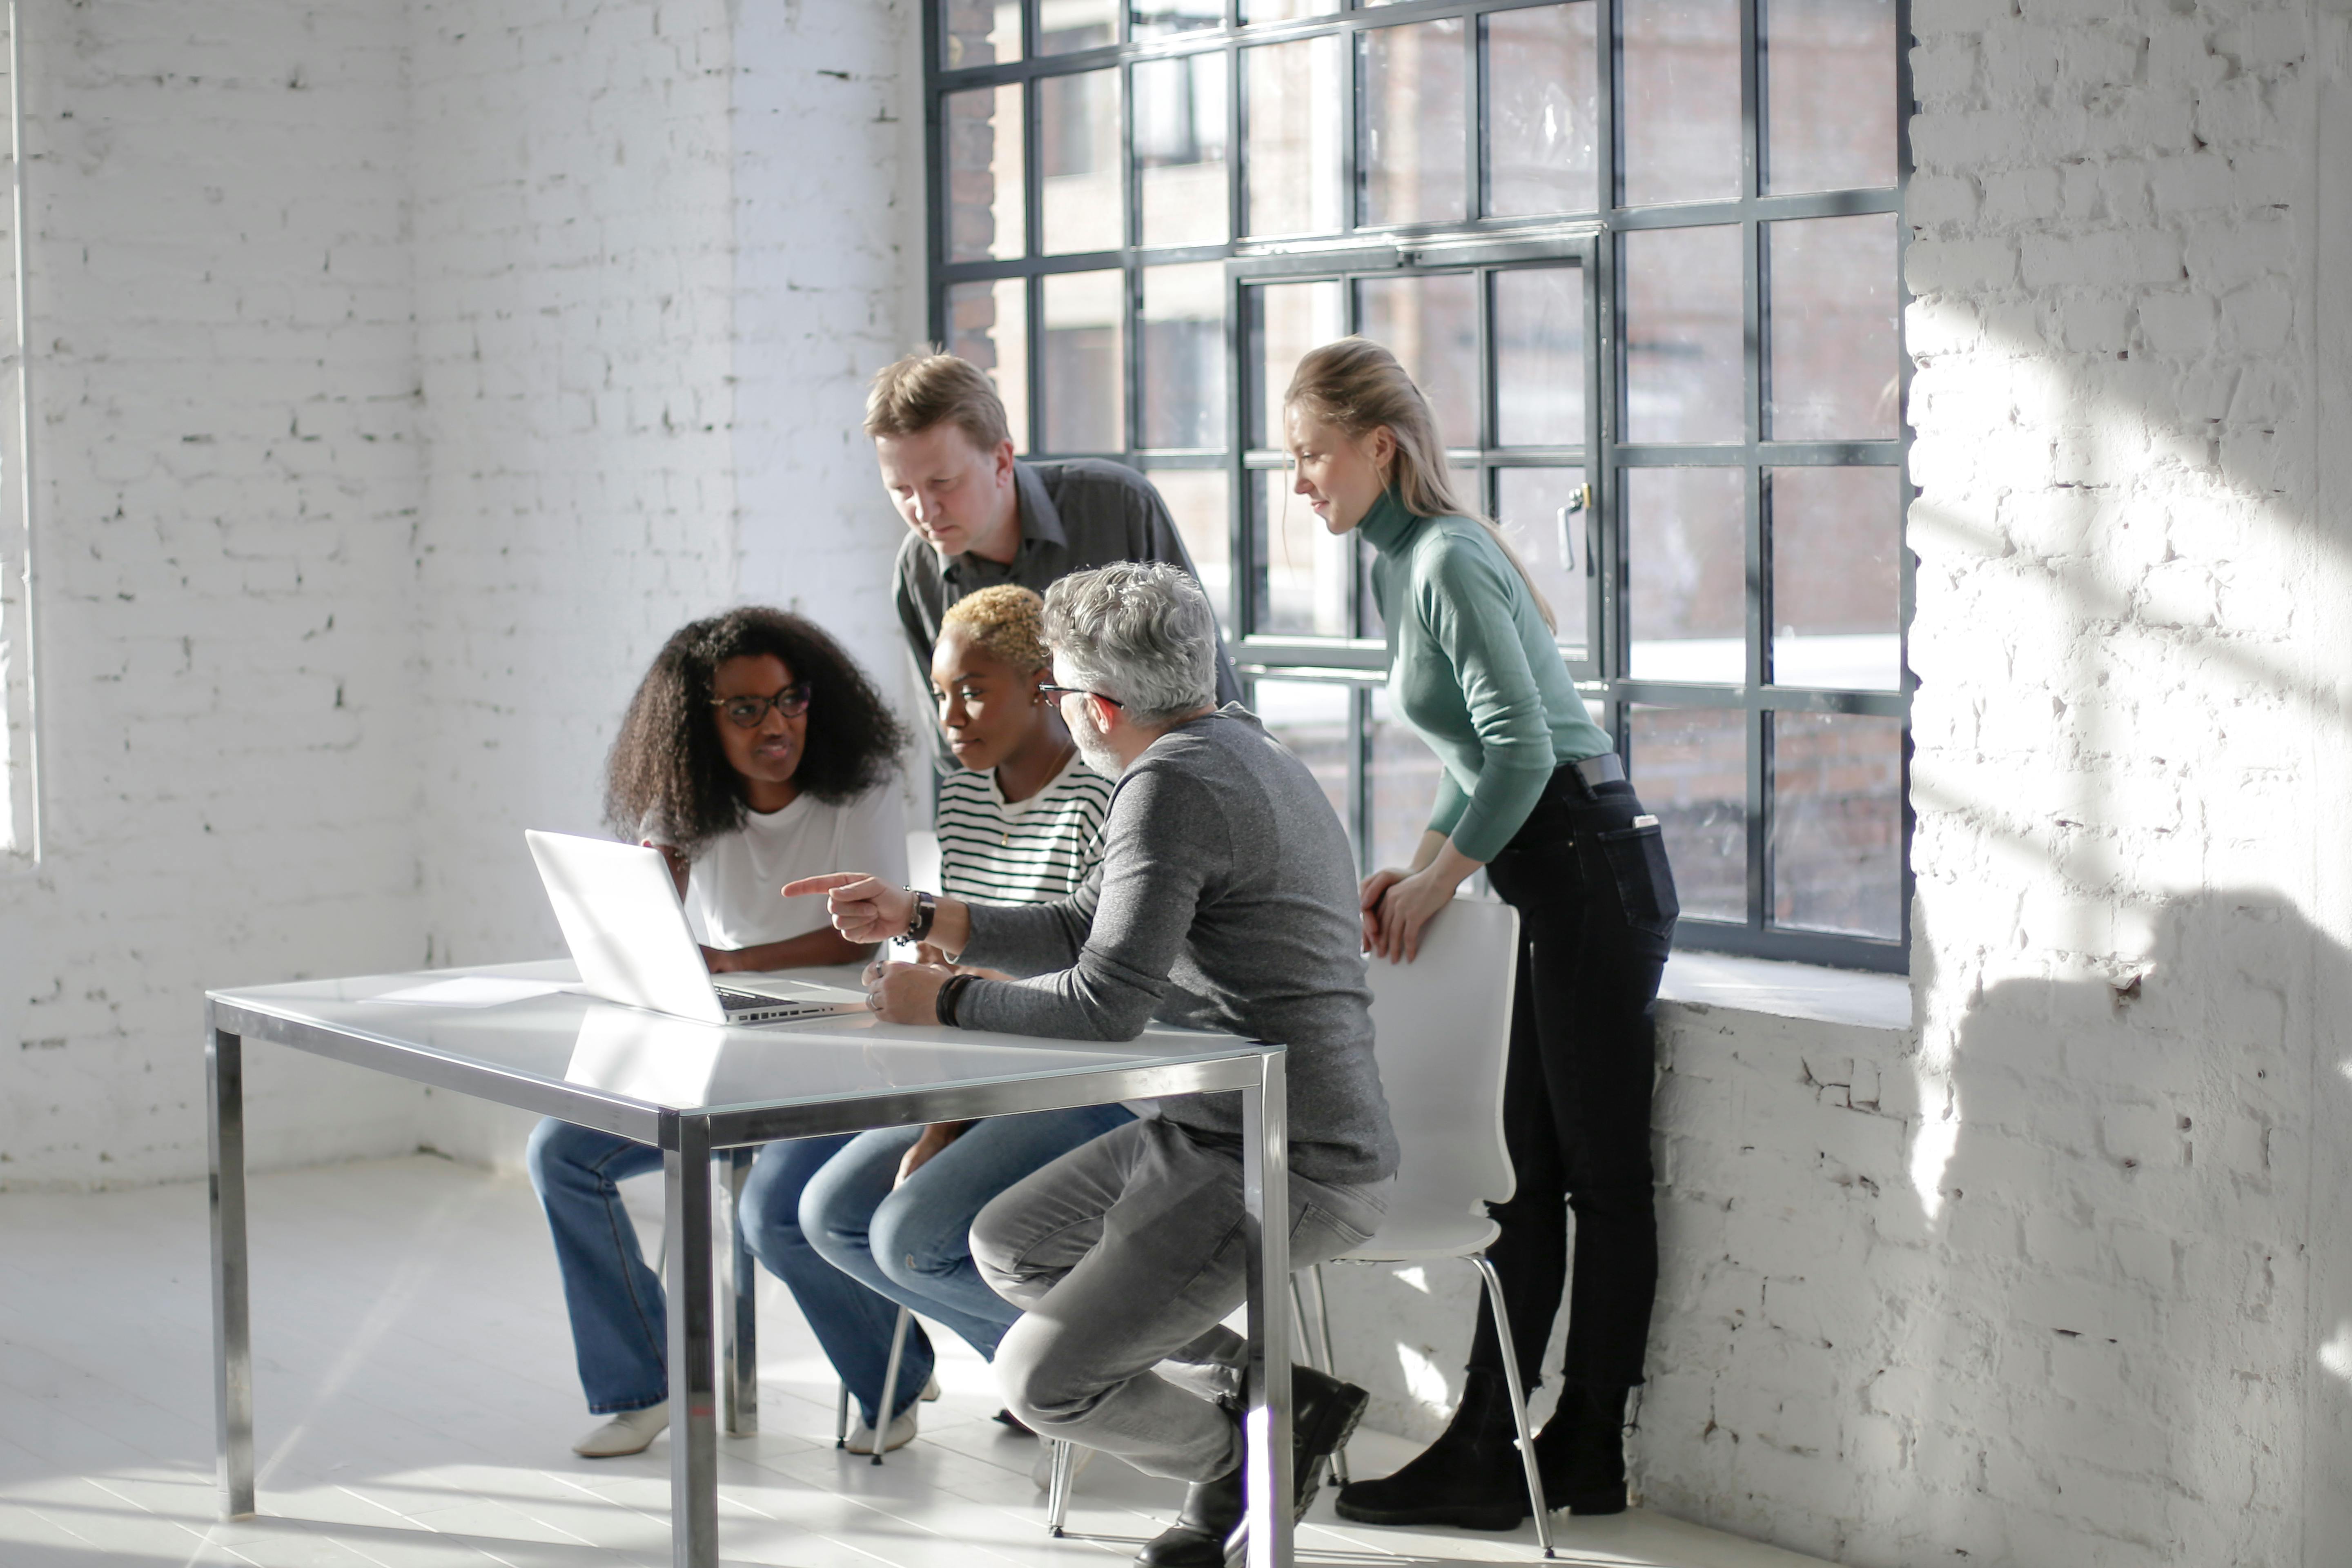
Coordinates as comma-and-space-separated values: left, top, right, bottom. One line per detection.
924, 0, 1911, 971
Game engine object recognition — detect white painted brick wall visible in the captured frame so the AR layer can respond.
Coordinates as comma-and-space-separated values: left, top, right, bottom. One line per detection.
1329, 7, 2352, 1566
0, 0, 918, 1184
0, 0, 436, 1189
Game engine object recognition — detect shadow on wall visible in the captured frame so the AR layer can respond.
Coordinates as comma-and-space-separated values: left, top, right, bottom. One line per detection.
1636, 888, 2350, 1568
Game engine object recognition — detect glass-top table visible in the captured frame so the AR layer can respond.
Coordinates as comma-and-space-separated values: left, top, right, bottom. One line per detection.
205, 960, 1300, 1568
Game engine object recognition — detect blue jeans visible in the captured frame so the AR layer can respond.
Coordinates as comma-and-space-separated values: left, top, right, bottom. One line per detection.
801, 1104, 1133, 1362
525, 1118, 935, 1423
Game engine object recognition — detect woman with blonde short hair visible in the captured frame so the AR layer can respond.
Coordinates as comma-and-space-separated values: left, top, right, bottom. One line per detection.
1286, 339, 1680, 1526
796, 583, 1129, 1452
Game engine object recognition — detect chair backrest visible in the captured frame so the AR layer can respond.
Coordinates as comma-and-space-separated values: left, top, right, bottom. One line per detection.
1363, 895, 1521, 1213
906, 829, 942, 893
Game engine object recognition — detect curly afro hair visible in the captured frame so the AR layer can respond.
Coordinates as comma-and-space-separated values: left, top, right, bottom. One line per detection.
605, 606, 909, 857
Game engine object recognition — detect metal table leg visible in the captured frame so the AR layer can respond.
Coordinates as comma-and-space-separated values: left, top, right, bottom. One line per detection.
1240, 1050, 1292, 1568
208, 1023, 255, 1521
664, 1116, 719, 1568
719, 1147, 757, 1437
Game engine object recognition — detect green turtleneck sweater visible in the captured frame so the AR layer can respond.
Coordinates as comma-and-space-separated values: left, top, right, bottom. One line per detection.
1358, 490, 1611, 862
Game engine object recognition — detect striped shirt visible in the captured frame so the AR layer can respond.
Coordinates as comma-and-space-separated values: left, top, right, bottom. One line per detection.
936, 751, 1114, 906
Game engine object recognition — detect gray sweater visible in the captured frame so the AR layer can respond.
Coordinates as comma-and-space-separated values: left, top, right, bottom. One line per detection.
955, 706, 1401, 1187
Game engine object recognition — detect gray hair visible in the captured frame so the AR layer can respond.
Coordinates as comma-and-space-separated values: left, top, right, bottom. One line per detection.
1042, 562, 1219, 725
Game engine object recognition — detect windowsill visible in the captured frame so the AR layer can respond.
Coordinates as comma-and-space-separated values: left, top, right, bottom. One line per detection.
1657, 948, 1911, 1033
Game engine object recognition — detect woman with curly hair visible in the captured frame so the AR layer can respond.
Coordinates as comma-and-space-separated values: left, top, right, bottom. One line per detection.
799, 585, 1129, 1460
527, 607, 921, 1461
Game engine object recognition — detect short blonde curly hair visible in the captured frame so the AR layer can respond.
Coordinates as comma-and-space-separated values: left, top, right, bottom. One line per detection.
940, 584, 1050, 673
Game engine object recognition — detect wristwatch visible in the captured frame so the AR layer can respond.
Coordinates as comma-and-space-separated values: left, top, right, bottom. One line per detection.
906, 889, 937, 944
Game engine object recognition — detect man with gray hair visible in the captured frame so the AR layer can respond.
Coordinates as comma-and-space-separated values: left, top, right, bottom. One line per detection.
788, 562, 1398, 1567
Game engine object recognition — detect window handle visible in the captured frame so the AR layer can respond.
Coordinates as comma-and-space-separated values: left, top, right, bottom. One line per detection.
1557, 484, 1593, 575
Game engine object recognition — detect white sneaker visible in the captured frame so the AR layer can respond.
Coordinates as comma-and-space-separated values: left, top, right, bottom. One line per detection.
846, 1403, 920, 1455
1031, 1439, 1096, 1492
922, 1371, 942, 1402
572, 1402, 669, 1458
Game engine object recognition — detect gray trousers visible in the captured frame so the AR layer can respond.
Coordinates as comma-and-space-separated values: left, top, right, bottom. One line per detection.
971, 1116, 1392, 1483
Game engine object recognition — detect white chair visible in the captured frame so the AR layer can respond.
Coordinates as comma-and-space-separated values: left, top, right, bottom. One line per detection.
1047, 898, 1550, 1556
1310, 895, 1554, 1557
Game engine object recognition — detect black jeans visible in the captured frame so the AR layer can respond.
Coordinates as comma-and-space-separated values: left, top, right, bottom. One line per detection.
1467, 766, 1677, 1393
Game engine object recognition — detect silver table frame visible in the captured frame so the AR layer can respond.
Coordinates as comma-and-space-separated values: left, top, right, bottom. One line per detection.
205, 989, 1296, 1568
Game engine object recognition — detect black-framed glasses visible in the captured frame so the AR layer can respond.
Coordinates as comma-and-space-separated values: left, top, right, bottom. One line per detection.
711, 683, 812, 728
1037, 683, 1123, 708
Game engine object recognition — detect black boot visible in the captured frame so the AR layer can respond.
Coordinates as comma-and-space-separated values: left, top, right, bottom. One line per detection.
1136, 1466, 1244, 1567
1135, 1365, 1372, 1565
1533, 1384, 1629, 1516
1332, 1368, 1529, 1532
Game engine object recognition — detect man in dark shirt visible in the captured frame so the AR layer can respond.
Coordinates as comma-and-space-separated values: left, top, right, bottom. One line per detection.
868, 352, 1240, 743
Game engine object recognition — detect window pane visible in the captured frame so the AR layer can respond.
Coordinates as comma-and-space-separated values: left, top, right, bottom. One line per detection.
1254, 468, 1351, 637
1627, 466, 1744, 683
1770, 711, 1902, 938
1495, 468, 1590, 659
1244, 36, 1346, 237
1149, 468, 1232, 626
1041, 69, 1122, 254
945, 83, 1025, 263
1137, 53, 1229, 248
1621, 0, 1742, 207
1247, 279, 1345, 449
1628, 704, 1745, 922
1244, 0, 1339, 19
944, 0, 1022, 69
1766, 0, 1897, 193
1494, 267, 1584, 448
1040, 0, 1117, 54
1770, 466, 1900, 690
1255, 679, 1354, 840
1042, 270, 1125, 452
1767, 214, 1900, 441
1142, 263, 1226, 449
1358, 19, 1467, 227
1356, 272, 1479, 449
947, 279, 1030, 454
1132, 0, 1221, 41
1370, 684, 1446, 873
1623, 225, 1744, 444
1486, 4, 1600, 218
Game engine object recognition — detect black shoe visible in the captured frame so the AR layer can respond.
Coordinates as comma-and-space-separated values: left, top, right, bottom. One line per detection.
1136, 1466, 1244, 1566
1134, 1366, 1372, 1565
993, 1407, 1036, 1436
1332, 1367, 1529, 1532
1534, 1384, 1630, 1516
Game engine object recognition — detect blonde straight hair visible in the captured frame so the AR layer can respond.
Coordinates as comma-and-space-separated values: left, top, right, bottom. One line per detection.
1285, 337, 1557, 634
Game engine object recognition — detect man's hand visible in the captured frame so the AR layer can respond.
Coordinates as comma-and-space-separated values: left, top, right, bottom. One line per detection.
895, 1121, 974, 1188
784, 872, 914, 944
702, 944, 744, 975
862, 959, 950, 1024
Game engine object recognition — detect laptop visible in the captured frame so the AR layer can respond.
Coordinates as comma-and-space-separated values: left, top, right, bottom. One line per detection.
525, 829, 871, 1026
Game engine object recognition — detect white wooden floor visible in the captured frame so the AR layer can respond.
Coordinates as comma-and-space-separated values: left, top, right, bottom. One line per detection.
0, 1154, 1831, 1568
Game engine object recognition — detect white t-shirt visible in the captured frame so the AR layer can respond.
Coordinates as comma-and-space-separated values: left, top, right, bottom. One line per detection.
681, 783, 909, 951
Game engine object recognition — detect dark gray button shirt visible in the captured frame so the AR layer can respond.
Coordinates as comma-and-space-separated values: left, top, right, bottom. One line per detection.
893, 458, 1242, 712
954, 705, 1400, 1187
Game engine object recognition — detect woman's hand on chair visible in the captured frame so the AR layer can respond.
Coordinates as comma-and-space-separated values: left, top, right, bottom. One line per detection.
1359, 867, 1409, 953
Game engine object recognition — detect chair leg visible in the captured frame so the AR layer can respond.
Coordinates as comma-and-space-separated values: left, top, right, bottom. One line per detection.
835, 1381, 851, 1449
1296, 1264, 1350, 1485
871, 1305, 913, 1467
1470, 1254, 1553, 1559
1045, 1439, 1074, 1536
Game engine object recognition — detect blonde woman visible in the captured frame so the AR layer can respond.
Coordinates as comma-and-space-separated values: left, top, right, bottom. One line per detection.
1286, 339, 1679, 1525
797, 585, 1128, 1451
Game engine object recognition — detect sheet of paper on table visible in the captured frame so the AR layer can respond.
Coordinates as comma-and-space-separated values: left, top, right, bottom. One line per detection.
367, 976, 577, 1008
